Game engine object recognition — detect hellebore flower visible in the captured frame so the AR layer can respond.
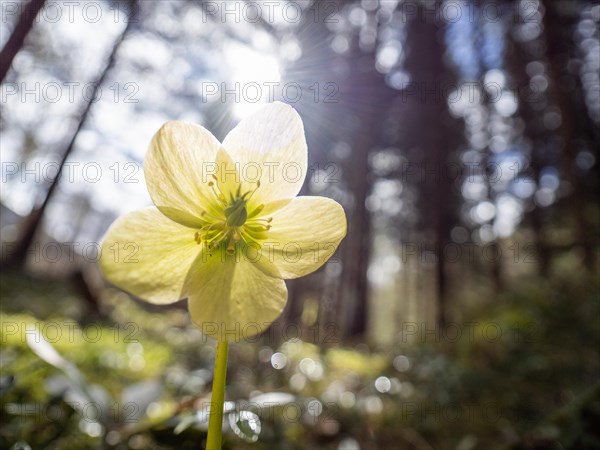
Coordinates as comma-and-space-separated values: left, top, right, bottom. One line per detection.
100, 102, 347, 341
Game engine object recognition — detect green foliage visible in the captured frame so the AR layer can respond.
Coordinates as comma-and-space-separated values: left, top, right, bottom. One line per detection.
1, 273, 598, 449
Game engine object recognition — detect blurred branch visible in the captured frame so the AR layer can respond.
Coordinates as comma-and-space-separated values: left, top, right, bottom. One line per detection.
0, 0, 46, 83
506, 381, 600, 450
400, 428, 434, 450
2, 1, 138, 268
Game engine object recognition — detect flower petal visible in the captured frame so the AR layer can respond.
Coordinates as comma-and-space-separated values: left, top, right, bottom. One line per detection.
185, 248, 287, 341
144, 121, 222, 227
222, 102, 307, 207
259, 196, 347, 279
100, 207, 200, 304
214, 147, 241, 202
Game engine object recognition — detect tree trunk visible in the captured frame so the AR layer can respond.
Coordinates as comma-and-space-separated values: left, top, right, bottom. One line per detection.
542, 0, 595, 272
2, 2, 137, 267
403, 5, 461, 328
0, 0, 46, 82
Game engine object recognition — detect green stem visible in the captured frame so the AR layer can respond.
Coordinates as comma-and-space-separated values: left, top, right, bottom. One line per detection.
206, 340, 229, 450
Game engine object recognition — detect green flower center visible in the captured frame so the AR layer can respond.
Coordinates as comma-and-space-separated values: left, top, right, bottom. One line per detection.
224, 197, 248, 227
193, 176, 271, 255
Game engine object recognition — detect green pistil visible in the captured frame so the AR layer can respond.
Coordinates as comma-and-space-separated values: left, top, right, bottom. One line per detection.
224, 198, 248, 227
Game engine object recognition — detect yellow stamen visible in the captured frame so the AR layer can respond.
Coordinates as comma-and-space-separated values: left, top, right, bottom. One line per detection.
195, 179, 272, 253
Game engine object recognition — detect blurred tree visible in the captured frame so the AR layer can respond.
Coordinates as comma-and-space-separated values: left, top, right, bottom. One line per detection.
2, 0, 138, 268
0, 0, 46, 82
402, 5, 462, 327
542, 0, 597, 272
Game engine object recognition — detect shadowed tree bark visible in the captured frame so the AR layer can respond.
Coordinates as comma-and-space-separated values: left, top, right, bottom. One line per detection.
402, 5, 462, 328
542, 0, 596, 272
338, 49, 378, 338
